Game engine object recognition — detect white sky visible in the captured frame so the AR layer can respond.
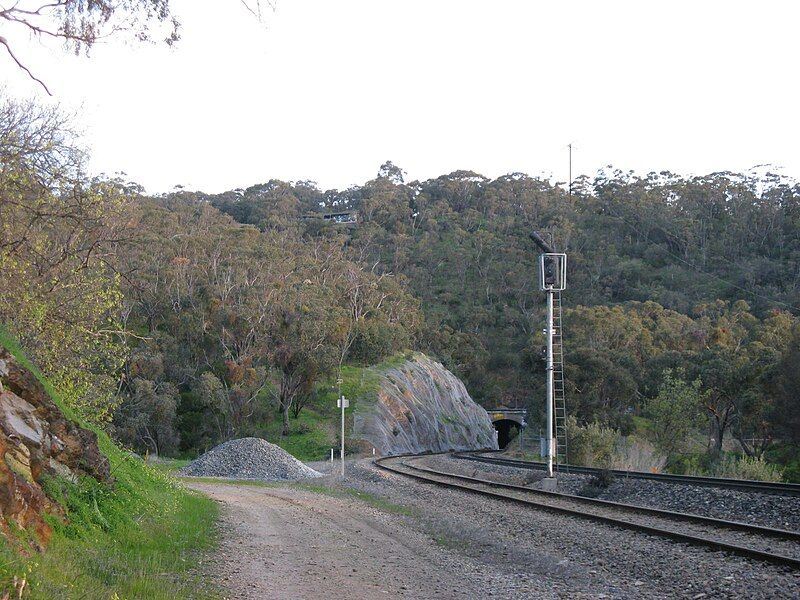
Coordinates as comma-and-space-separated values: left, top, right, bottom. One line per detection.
2, 0, 799, 193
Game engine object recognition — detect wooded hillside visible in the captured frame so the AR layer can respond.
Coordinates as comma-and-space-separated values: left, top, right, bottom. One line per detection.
2, 93, 798, 477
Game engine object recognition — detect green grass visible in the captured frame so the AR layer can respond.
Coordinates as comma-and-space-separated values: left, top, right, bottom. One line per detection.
257, 408, 335, 462
256, 359, 392, 462
0, 326, 219, 599
147, 458, 192, 475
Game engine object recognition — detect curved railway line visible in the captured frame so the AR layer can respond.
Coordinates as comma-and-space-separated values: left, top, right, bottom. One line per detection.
454, 452, 800, 496
375, 454, 800, 570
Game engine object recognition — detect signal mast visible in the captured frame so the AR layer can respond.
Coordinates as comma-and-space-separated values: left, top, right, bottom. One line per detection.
530, 232, 567, 485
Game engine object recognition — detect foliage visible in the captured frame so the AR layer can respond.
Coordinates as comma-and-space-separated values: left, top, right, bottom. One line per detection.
0, 328, 217, 599
204, 164, 800, 470
1, 0, 179, 93
578, 470, 615, 498
708, 455, 784, 483
644, 370, 706, 464
0, 94, 128, 424
565, 416, 620, 469
109, 196, 421, 451
610, 436, 667, 473
5, 93, 799, 471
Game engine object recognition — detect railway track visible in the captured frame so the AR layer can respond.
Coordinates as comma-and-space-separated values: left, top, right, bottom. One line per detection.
454, 452, 800, 497
375, 454, 800, 570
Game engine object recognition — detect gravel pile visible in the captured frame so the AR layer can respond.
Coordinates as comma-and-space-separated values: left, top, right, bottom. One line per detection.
179, 437, 322, 481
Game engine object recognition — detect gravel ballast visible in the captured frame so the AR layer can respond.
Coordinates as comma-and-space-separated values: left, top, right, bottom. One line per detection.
451, 454, 800, 531
179, 437, 322, 481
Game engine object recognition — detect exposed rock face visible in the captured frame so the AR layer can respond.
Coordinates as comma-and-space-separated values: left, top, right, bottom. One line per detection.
0, 347, 111, 549
353, 353, 498, 455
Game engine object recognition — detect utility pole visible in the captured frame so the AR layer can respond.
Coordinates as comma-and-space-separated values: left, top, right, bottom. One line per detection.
338, 394, 348, 477
568, 143, 573, 199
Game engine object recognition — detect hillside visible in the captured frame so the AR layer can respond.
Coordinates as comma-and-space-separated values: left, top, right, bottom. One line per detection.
0, 329, 217, 599
1, 89, 797, 483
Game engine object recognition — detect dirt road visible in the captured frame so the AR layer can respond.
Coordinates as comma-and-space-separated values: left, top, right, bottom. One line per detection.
189, 459, 800, 599
189, 481, 541, 600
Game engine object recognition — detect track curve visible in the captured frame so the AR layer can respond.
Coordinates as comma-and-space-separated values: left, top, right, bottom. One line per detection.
375, 453, 800, 570
454, 452, 800, 497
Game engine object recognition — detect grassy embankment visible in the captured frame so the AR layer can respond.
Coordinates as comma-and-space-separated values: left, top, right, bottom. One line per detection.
253, 357, 397, 462
0, 328, 219, 599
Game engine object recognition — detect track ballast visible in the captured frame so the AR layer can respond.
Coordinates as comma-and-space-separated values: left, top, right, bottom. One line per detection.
375, 453, 800, 570
454, 452, 800, 497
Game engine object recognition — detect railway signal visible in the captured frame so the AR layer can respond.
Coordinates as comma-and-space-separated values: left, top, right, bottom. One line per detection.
530, 232, 566, 484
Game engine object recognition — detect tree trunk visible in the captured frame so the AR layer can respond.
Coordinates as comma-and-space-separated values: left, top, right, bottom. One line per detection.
281, 400, 291, 436
708, 418, 724, 457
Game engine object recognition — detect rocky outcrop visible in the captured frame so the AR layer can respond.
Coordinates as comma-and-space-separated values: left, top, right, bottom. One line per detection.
353, 353, 498, 455
0, 347, 111, 549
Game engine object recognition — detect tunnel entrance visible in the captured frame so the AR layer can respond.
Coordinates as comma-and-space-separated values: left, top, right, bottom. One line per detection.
493, 419, 521, 449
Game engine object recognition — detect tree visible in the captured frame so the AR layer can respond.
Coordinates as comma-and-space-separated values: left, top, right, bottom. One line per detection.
1, 1, 271, 94
0, 93, 128, 423
114, 377, 179, 456
1, 0, 179, 94
645, 370, 705, 464
771, 325, 800, 447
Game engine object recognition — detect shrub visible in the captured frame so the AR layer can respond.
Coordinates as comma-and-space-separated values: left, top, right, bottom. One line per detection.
566, 416, 620, 469
578, 470, 615, 498
611, 436, 667, 473
714, 455, 784, 482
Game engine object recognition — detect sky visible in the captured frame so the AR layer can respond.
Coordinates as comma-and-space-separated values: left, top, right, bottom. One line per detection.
2, 0, 799, 193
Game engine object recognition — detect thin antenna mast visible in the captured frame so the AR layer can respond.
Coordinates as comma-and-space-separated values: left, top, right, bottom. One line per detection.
568, 143, 573, 198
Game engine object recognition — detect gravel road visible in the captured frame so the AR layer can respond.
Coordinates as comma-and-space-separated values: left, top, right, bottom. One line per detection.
189, 458, 800, 599
189, 480, 558, 599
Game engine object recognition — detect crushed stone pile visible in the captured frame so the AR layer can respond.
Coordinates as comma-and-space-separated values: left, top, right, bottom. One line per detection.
179, 437, 322, 481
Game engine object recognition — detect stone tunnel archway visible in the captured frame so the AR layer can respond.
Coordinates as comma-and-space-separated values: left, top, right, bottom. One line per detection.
492, 419, 521, 449
488, 408, 527, 449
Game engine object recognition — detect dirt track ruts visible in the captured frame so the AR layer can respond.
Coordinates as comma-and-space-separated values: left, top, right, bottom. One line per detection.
189, 481, 553, 599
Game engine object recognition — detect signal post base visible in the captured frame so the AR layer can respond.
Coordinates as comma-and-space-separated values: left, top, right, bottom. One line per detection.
540, 477, 557, 492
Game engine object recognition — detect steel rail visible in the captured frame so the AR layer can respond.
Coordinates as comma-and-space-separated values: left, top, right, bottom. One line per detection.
375, 455, 800, 570
454, 453, 800, 497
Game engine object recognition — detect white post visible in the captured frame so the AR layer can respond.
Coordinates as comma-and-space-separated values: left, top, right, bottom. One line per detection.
340, 395, 346, 477
330, 448, 334, 462
546, 289, 555, 478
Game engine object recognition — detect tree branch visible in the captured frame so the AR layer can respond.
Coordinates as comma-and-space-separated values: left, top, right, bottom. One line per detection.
0, 35, 52, 95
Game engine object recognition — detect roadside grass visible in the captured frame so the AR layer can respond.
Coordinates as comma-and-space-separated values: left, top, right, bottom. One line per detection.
0, 326, 220, 599
148, 457, 192, 475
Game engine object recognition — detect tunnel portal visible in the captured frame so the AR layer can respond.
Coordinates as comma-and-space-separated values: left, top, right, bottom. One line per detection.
488, 408, 527, 449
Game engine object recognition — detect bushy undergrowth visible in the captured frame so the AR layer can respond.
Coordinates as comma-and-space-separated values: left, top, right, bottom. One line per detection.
565, 413, 785, 482
703, 455, 784, 482
0, 328, 219, 599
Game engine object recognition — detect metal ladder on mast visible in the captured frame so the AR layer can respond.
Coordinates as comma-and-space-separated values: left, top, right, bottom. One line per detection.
552, 291, 568, 471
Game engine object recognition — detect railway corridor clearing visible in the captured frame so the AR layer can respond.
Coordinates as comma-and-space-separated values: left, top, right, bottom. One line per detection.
189, 459, 800, 599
